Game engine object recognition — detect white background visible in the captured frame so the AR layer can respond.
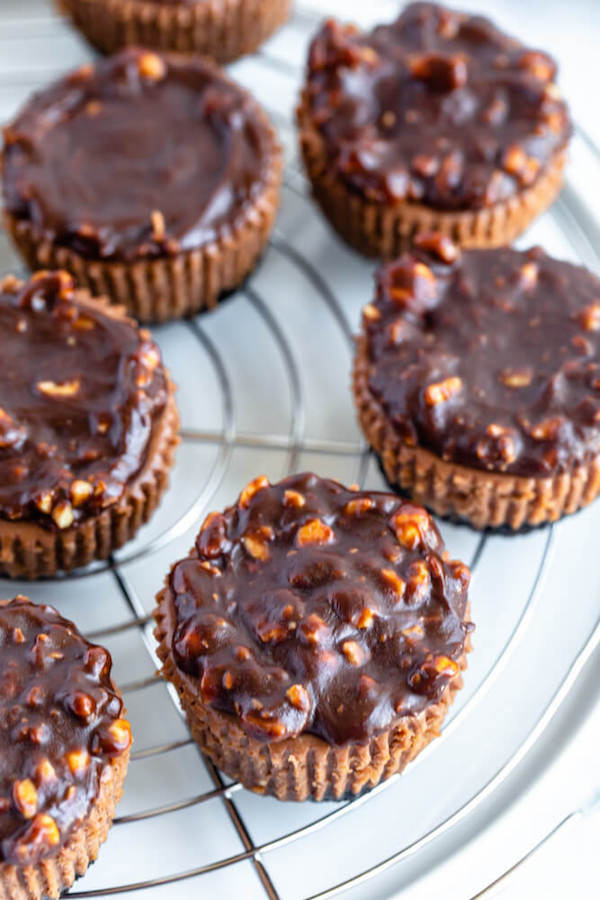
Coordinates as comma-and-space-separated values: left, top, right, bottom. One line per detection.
1, 2, 599, 899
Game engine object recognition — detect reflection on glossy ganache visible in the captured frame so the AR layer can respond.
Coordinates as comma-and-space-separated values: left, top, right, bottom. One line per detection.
362, 234, 600, 477
0, 271, 168, 529
167, 473, 472, 746
304, 2, 570, 210
0, 597, 131, 866
2, 48, 272, 261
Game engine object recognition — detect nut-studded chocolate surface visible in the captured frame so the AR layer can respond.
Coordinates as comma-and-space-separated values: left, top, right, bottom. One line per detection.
360, 236, 600, 477
2, 48, 275, 262
0, 271, 168, 529
303, 2, 570, 210
158, 473, 471, 746
0, 597, 131, 866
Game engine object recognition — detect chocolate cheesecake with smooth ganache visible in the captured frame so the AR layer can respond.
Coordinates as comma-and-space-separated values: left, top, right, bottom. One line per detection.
354, 233, 600, 529
154, 473, 472, 801
0, 270, 178, 578
0, 596, 131, 900
2, 49, 282, 322
298, 2, 571, 258
58, 0, 291, 64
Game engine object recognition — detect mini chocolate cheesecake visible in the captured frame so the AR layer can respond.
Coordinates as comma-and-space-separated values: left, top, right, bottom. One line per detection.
58, 0, 291, 64
0, 596, 131, 900
154, 473, 472, 801
354, 234, 600, 529
0, 271, 178, 578
298, 2, 570, 258
3, 49, 282, 322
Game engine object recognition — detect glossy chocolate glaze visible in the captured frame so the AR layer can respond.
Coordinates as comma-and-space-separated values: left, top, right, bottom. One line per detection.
0, 597, 131, 866
3, 49, 274, 261
304, 2, 570, 210
163, 473, 471, 746
362, 234, 600, 478
0, 271, 168, 529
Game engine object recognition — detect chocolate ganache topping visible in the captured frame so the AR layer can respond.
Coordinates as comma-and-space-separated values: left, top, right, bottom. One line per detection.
164, 473, 471, 745
0, 597, 131, 867
0, 271, 168, 529
304, 2, 570, 210
361, 234, 600, 478
2, 49, 275, 261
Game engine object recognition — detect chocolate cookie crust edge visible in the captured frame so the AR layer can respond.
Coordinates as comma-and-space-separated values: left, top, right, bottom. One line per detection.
298, 96, 566, 258
57, 0, 291, 64
353, 335, 600, 530
154, 590, 469, 801
0, 752, 128, 900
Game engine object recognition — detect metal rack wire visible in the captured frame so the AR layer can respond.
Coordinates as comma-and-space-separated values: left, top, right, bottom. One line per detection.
1, 3, 600, 898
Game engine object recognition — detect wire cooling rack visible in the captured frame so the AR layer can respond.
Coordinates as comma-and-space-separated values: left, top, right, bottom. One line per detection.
1, 2, 600, 898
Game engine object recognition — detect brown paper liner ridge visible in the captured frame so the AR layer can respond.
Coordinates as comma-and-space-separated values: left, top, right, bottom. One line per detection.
153, 585, 471, 802
297, 91, 566, 257
58, 0, 291, 63
5, 107, 282, 323
353, 335, 600, 529
0, 750, 129, 900
0, 378, 179, 579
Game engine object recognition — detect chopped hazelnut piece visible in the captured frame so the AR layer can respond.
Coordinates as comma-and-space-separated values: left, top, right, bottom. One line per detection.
344, 497, 374, 516
500, 369, 532, 388
424, 376, 462, 406
579, 303, 600, 332
402, 624, 424, 639
70, 480, 93, 506
73, 314, 95, 330
240, 475, 270, 508
519, 50, 554, 81
243, 713, 287, 739
356, 607, 374, 629
392, 508, 430, 549
67, 749, 90, 775
433, 655, 459, 676
138, 52, 166, 81
242, 528, 272, 561
85, 100, 102, 117
362, 303, 381, 321
519, 262, 538, 289
296, 518, 334, 547
52, 501, 74, 530
150, 209, 165, 241
28, 813, 61, 849
105, 719, 132, 755
502, 144, 527, 175
35, 759, 57, 784
341, 640, 366, 666
381, 568, 406, 597
286, 683, 310, 710
414, 231, 460, 264
283, 489, 305, 508
531, 417, 563, 440
37, 378, 80, 398
359, 46, 378, 66
1, 274, 24, 292
12, 779, 38, 818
